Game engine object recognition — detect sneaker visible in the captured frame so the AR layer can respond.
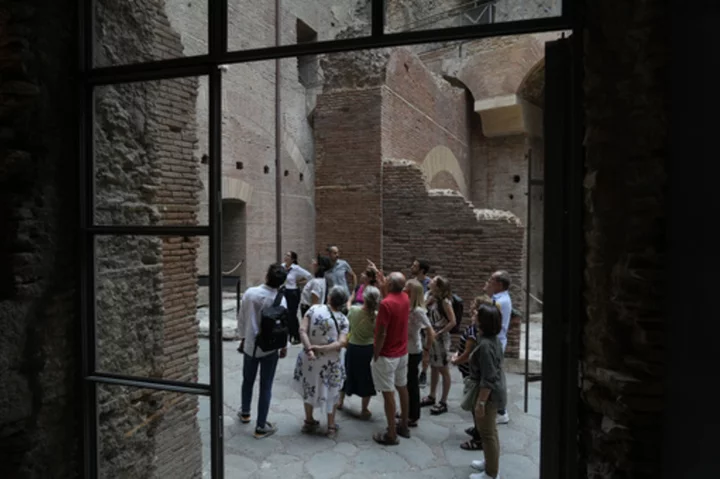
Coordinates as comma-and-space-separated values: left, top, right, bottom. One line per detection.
496, 412, 510, 425
469, 473, 499, 479
471, 459, 485, 471
419, 371, 427, 387
254, 421, 277, 439
237, 411, 251, 424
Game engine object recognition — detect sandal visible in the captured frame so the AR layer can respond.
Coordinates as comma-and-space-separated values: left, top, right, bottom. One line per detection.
360, 410, 372, 420
301, 419, 319, 433
465, 426, 476, 437
396, 425, 411, 439
430, 402, 448, 415
373, 431, 400, 446
420, 396, 436, 407
408, 420, 418, 428
460, 439, 484, 451
326, 424, 340, 439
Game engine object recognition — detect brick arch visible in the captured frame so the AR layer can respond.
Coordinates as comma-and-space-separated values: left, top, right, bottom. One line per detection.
421, 145, 469, 198
517, 58, 545, 107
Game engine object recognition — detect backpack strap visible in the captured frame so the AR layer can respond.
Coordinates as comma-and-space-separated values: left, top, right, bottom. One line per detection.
328, 308, 341, 337
273, 291, 284, 307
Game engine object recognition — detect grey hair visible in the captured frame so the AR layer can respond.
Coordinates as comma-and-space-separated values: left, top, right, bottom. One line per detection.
494, 270, 511, 291
362, 286, 381, 315
387, 272, 406, 293
328, 286, 349, 310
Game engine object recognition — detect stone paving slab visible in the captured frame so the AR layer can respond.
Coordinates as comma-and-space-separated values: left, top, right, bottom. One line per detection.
198, 340, 540, 479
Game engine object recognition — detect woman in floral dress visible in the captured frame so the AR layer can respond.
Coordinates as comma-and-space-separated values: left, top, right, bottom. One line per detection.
293, 285, 349, 438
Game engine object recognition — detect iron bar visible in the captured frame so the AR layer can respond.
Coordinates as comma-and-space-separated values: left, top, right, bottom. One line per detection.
86, 373, 212, 395
79, 1, 98, 475
275, 0, 283, 263
372, 0, 385, 36
87, 225, 210, 236
86, 16, 571, 86
524, 149, 533, 414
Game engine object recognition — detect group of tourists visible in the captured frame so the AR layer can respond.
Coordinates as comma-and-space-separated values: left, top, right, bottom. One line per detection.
236, 245, 514, 479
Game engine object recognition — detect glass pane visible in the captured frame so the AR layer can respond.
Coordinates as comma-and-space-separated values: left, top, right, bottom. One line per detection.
97, 384, 209, 478
94, 235, 240, 382
93, 76, 209, 227
94, 0, 208, 68
227, 0, 371, 51
385, 0, 562, 34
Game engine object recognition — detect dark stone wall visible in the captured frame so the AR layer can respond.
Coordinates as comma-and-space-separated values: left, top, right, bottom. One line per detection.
0, 1, 80, 478
579, 0, 669, 476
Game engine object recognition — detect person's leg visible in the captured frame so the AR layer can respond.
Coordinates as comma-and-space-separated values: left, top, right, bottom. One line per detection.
360, 396, 371, 416
439, 366, 452, 404
418, 330, 427, 386
256, 352, 280, 430
382, 390, 397, 440
407, 353, 421, 422
304, 403, 315, 423
285, 289, 300, 342
394, 355, 409, 430
241, 353, 260, 419
429, 366, 439, 399
474, 402, 500, 477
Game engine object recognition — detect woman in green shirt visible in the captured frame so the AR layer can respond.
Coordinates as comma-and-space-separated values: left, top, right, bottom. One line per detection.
336, 285, 381, 418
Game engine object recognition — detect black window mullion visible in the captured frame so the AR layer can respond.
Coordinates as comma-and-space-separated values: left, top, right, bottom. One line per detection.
86, 372, 211, 396
372, 0, 385, 36
208, 2, 226, 478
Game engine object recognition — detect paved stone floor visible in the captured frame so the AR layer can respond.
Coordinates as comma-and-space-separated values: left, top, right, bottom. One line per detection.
198, 340, 541, 479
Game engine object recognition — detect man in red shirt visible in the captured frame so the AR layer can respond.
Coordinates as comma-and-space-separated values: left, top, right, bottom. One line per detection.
371, 272, 411, 445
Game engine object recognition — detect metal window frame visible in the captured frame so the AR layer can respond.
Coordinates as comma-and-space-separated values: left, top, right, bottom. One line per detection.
78, 1, 581, 478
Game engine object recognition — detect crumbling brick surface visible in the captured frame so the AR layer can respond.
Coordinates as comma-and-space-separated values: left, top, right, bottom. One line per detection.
382, 160, 525, 356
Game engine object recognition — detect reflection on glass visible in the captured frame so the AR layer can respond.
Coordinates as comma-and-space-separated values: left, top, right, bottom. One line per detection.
93, 76, 208, 227
385, 0, 562, 33
94, 0, 208, 67
98, 384, 208, 479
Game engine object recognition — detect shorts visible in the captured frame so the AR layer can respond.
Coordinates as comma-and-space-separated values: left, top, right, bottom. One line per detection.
371, 355, 409, 392
430, 332, 451, 368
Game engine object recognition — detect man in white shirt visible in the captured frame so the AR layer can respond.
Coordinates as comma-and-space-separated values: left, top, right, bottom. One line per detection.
484, 270, 512, 425
282, 251, 313, 344
237, 263, 288, 438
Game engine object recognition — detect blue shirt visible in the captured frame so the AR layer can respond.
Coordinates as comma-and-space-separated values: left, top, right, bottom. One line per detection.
493, 290, 512, 353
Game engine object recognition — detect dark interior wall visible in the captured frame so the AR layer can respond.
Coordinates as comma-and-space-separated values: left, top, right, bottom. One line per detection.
579, 0, 669, 476
0, 1, 80, 478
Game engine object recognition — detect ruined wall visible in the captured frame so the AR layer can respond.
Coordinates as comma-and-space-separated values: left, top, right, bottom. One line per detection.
94, 1, 202, 478
382, 48, 470, 194
383, 160, 525, 356
0, 1, 80, 477
314, 88, 384, 274
494, 0, 561, 22
579, 0, 668, 474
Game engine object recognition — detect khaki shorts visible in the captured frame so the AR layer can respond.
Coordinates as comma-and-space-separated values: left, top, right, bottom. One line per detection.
371, 355, 409, 392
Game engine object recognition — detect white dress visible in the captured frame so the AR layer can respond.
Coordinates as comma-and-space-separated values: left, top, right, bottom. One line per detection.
292, 305, 349, 413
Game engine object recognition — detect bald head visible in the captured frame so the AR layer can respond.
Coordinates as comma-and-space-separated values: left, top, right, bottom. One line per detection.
387, 272, 406, 293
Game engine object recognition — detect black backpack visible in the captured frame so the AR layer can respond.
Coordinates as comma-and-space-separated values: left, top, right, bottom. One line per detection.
438, 294, 464, 335
254, 292, 289, 355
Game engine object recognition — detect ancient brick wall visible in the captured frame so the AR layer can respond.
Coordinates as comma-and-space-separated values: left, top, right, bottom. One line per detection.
579, 0, 668, 475
94, 1, 202, 478
382, 48, 470, 193
0, 1, 80, 477
383, 160, 525, 356
314, 88, 384, 274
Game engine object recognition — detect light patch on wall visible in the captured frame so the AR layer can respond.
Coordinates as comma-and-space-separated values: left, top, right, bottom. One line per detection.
420, 145, 469, 199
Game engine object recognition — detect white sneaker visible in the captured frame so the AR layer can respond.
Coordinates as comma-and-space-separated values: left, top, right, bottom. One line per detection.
469, 473, 500, 479
471, 459, 486, 471
496, 412, 510, 424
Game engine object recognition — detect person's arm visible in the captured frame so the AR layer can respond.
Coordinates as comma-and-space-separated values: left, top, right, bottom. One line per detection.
312, 315, 349, 353
373, 302, 389, 361
452, 337, 476, 365
310, 280, 322, 305
347, 263, 357, 295
436, 299, 456, 335
474, 344, 497, 418
236, 293, 251, 352
299, 313, 316, 360
296, 265, 312, 287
